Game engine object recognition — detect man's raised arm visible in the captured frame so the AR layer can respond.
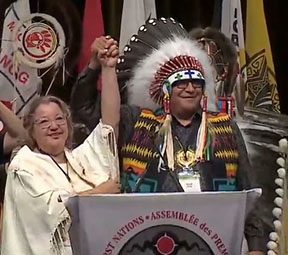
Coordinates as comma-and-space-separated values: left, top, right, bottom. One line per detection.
98, 36, 120, 139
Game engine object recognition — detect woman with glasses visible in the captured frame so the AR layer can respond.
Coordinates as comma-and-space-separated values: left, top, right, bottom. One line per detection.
1, 37, 120, 255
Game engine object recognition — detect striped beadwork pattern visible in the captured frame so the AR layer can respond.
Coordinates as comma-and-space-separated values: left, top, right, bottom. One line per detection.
207, 112, 238, 178
122, 110, 239, 179
121, 109, 163, 175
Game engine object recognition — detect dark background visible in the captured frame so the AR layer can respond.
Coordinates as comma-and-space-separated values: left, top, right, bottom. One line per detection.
0, 0, 286, 114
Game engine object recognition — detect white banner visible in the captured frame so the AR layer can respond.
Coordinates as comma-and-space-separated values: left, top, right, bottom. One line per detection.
119, 0, 156, 52
221, 0, 247, 114
66, 190, 261, 255
221, 0, 246, 67
0, 0, 41, 116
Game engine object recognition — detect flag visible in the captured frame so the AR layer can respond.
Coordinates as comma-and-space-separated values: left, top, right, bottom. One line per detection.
221, 0, 246, 115
78, 0, 104, 72
119, 0, 157, 52
245, 0, 280, 112
0, 0, 41, 116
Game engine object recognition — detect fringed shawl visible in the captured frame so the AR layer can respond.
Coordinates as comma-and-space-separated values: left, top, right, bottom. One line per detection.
1, 121, 119, 255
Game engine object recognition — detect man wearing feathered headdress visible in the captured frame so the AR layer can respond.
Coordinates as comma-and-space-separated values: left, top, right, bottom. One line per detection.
117, 18, 241, 192
116, 18, 265, 254
71, 17, 265, 254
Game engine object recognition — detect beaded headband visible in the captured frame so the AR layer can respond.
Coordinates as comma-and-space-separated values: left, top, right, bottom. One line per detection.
150, 55, 205, 105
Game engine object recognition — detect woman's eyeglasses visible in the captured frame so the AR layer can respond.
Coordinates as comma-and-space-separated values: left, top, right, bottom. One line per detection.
34, 115, 67, 129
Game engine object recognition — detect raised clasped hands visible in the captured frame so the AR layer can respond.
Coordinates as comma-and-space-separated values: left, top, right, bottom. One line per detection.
97, 35, 119, 69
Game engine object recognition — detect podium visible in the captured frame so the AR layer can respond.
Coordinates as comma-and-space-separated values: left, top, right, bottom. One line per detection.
66, 189, 261, 255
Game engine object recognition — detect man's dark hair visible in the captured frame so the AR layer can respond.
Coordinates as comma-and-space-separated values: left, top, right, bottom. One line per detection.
189, 27, 238, 95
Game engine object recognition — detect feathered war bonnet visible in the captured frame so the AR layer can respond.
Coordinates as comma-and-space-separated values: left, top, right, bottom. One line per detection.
117, 17, 217, 170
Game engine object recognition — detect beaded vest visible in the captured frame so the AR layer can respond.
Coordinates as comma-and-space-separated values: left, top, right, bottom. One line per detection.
121, 109, 239, 192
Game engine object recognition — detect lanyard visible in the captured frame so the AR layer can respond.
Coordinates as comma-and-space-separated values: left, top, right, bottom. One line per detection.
49, 154, 71, 183
39, 148, 95, 188
39, 148, 71, 183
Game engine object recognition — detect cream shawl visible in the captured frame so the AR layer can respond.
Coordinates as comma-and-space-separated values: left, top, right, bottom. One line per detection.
1, 121, 119, 255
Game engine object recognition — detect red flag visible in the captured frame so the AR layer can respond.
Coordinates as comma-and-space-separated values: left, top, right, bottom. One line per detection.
78, 0, 104, 72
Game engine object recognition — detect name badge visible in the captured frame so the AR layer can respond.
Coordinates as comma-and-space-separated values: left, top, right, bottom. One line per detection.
178, 169, 201, 192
